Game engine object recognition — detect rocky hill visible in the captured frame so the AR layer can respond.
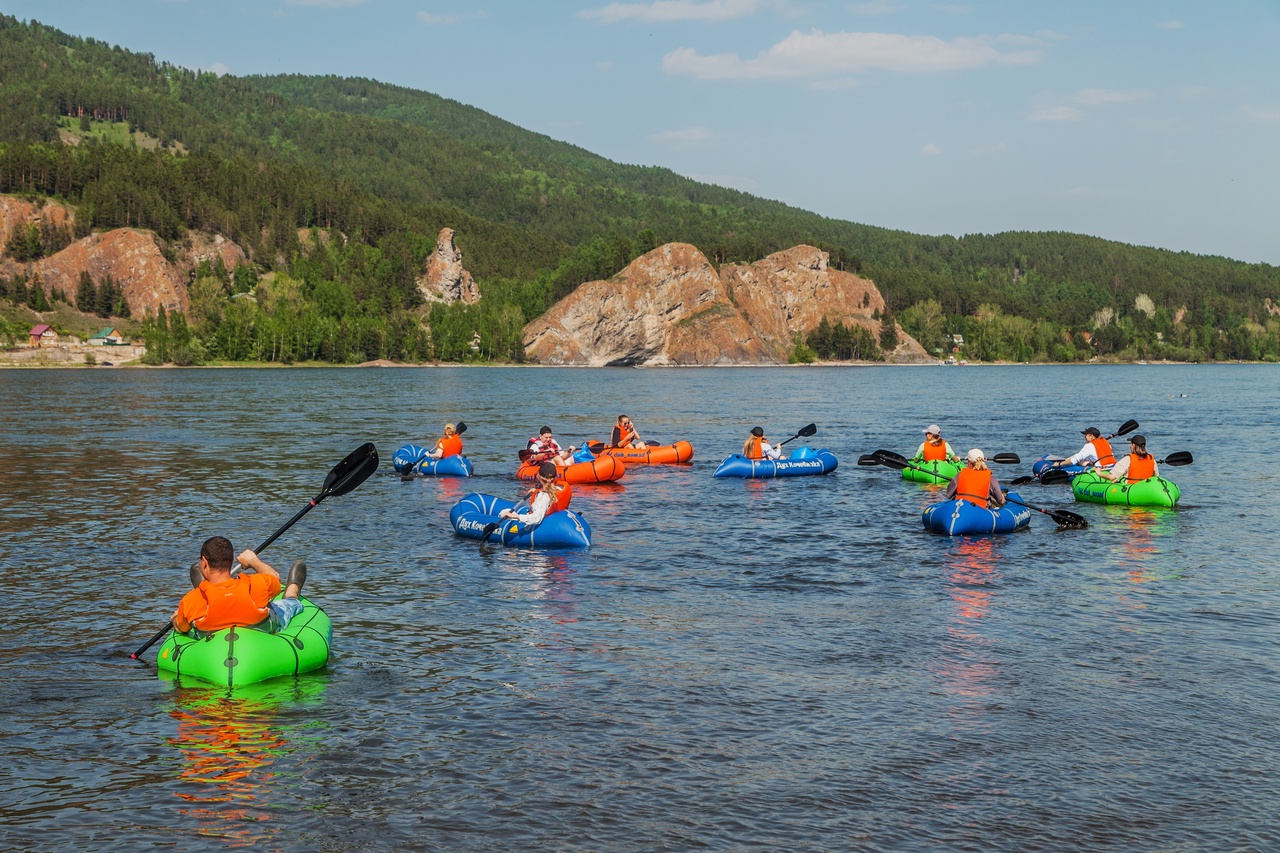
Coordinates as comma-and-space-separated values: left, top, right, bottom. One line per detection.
522, 243, 931, 365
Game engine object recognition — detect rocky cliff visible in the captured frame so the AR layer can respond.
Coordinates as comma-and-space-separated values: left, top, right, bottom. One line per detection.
523, 243, 931, 365
0, 196, 248, 317
418, 227, 480, 305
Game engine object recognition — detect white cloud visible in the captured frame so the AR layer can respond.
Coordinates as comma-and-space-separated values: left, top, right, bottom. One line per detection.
931, 4, 974, 13
921, 143, 942, 155
1242, 105, 1280, 125
1029, 105, 1083, 122
808, 78, 861, 90
1156, 20, 1184, 30
285, 0, 369, 7
596, 60, 616, 72
581, 0, 762, 24
648, 126, 713, 148
662, 29, 1042, 80
1074, 87, 1154, 106
207, 62, 232, 76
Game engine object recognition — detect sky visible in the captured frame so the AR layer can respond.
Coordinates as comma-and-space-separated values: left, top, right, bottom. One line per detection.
4, 0, 1279, 265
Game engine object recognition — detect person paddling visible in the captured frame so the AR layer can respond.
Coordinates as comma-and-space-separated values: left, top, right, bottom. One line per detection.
912, 424, 959, 464
526, 426, 576, 466
426, 422, 463, 460
946, 449, 1006, 508
743, 426, 782, 460
499, 462, 565, 526
1050, 426, 1116, 471
609, 415, 648, 449
172, 536, 308, 636
1096, 435, 1160, 483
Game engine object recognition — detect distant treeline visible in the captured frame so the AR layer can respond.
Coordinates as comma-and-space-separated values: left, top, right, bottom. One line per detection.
1, 14, 1277, 364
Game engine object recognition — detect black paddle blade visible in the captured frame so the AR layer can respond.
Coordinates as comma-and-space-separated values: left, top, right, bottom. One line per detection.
991, 453, 1021, 465
1039, 468, 1073, 485
872, 451, 908, 470
1009, 475, 1036, 486
1114, 419, 1139, 437
322, 442, 380, 497
1049, 509, 1088, 529
480, 522, 500, 543
456, 421, 468, 435
586, 441, 605, 453
857, 454, 882, 466
797, 423, 818, 437
1160, 451, 1194, 466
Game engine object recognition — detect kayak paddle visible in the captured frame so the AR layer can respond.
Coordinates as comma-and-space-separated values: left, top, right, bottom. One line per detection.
130, 442, 380, 660
1040, 450, 1192, 485
777, 423, 817, 448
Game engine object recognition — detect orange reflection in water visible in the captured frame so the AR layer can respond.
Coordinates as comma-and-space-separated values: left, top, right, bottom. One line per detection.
165, 681, 319, 846
935, 537, 1002, 707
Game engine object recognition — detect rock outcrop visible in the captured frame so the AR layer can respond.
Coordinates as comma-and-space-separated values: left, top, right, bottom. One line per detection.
523, 243, 771, 366
418, 228, 480, 305
523, 243, 931, 365
0, 196, 254, 318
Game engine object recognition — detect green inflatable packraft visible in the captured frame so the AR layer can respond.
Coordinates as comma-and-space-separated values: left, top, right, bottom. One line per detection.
1071, 471, 1181, 508
157, 595, 332, 687
901, 459, 960, 485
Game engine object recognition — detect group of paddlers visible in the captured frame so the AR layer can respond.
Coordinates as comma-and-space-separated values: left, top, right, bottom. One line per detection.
910, 423, 1162, 510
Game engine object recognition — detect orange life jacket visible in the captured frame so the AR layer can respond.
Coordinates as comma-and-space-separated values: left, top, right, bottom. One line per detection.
744, 435, 764, 460
922, 440, 948, 462
550, 482, 572, 513
180, 574, 278, 632
613, 423, 637, 447
955, 468, 992, 507
437, 434, 463, 459
1089, 437, 1115, 467
1126, 453, 1155, 483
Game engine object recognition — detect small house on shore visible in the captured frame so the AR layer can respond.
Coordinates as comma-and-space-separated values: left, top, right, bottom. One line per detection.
88, 327, 125, 346
29, 324, 58, 347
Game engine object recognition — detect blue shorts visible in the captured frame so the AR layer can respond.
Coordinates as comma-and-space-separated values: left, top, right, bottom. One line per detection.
266, 597, 304, 633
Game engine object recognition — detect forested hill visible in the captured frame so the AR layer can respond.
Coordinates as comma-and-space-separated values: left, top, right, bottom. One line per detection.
1, 14, 1278, 365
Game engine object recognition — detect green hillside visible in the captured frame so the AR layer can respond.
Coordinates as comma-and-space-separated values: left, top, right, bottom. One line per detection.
1, 14, 1277, 364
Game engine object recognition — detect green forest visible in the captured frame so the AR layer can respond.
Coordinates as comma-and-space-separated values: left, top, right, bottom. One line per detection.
1, 14, 1278, 364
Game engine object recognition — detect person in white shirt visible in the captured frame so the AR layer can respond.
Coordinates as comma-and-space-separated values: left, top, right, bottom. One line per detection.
1051, 426, 1116, 469
743, 426, 782, 460
500, 463, 563, 526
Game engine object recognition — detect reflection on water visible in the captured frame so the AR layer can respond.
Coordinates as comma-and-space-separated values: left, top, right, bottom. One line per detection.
163, 676, 326, 847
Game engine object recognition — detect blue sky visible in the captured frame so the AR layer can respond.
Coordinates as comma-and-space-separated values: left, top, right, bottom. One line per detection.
5, 0, 1279, 264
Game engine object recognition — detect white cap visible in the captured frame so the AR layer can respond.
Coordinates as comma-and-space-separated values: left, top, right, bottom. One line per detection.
966, 448, 985, 462
923, 424, 941, 435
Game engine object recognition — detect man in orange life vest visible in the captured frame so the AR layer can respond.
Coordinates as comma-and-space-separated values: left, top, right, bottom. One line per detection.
1050, 426, 1116, 470
172, 536, 306, 636
912, 424, 959, 464
945, 448, 1006, 508
427, 423, 463, 459
742, 426, 782, 460
1096, 434, 1160, 483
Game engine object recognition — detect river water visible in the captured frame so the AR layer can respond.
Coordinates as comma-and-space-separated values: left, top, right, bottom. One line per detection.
1, 364, 1277, 851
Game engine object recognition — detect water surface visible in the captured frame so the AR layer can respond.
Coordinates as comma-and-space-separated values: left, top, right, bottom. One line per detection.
1, 365, 1276, 851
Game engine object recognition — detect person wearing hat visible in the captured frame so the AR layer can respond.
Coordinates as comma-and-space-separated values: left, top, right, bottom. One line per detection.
742, 426, 782, 460
945, 448, 1006, 508
525, 425, 576, 466
912, 424, 959, 464
1051, 426, 1116, 470
1096, 435, 1159, 483
499, 461, 566, 525
425, 422, 463, 460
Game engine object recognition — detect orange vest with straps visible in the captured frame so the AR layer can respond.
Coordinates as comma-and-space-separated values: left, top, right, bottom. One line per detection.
955, 468, 992, 507
1089, 437, 1115, 467
744, 436, 764, 460
178, 573, 278, 632
1126, 453, 1155, 483
437, 434, 463, 459
613, 424, 636, 447
923, 441, 948, 462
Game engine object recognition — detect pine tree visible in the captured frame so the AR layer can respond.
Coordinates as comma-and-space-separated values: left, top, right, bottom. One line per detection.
76, 270, 98, 314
